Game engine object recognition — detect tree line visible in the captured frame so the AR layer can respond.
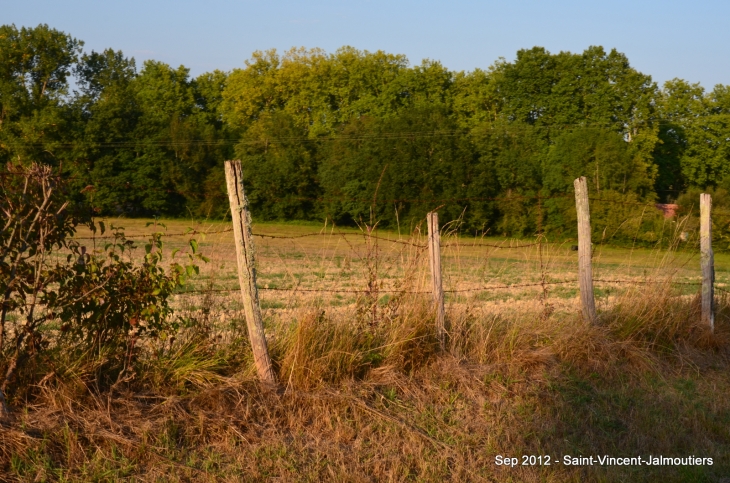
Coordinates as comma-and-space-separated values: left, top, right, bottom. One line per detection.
2, 23, 729, 241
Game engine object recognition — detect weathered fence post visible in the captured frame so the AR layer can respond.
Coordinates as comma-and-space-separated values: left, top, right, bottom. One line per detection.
427, 212, 446, 349
700, 193, 714, 331
224, 160, 277, 386
574, 176, 597, 323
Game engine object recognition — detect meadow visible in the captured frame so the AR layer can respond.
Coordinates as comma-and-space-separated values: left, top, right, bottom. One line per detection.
80, 217, 729, 314
3, 20, 730, 483
3, 218, 730, 482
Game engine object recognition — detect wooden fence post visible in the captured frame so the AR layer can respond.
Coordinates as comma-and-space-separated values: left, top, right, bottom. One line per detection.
574, 177, 597, 323
700, 193, 714, 331
224, 160, 277, 386
427, 212, 446, 349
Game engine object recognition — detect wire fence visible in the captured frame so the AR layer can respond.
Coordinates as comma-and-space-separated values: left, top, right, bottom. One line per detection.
4, 168, 723, 318
171, 278, 710, 297
5, 277, 713, 309
58, 189, 715, 304
73, 227, 564, 250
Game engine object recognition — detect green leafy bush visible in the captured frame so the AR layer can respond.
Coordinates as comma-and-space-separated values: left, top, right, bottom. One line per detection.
0, 163, 204, 416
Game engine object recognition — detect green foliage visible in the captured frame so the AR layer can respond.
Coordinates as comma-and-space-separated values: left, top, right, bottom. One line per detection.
318, 105, 481, 228
1, 23, 730, 240
223, 43, 669, 237
0, 23, 82, 113
68, 58, 234, 217
0, 24, 83, 166
50, 228, 191, 348
0, 163, 204, 399
656, 79, 730, 195
237, 111, 320, 220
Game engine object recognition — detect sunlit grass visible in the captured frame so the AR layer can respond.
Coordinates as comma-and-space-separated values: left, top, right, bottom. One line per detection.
3, 220, 729, 481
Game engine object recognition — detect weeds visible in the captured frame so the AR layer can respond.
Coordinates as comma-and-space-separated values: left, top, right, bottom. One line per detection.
2, 217, 730, 481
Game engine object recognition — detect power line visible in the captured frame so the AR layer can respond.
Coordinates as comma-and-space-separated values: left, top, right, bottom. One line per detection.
0, 118, 701, 149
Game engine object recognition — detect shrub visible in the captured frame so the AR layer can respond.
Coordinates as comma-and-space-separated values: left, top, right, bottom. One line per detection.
0, 163, 204, 418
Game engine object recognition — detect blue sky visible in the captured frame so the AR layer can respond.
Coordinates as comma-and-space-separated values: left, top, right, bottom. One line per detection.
4, 0, 728, 88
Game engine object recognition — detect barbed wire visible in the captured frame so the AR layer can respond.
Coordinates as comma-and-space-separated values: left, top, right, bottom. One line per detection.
586, 197, 730, 221
173, 277, 712, 296
71, 229, 426, 247
441, 240, 553, 249
254, 231, 429, 248
592, 278, 703, 286
444, 280, 576, 292
176, 286, 428, 295
5, 277, 722, 309
73, 227, 235, 240
71, 228, 560, 250
73, 224, 704, 254
256, 231, 558, 249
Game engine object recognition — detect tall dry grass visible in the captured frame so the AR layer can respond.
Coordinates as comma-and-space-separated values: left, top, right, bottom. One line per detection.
2, 226, 730, 482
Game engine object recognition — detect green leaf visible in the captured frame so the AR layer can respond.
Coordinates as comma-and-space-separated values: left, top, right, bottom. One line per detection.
189, 239, 198, 254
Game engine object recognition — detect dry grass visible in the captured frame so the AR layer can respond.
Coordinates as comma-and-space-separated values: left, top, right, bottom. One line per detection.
71, 217, 729, 312
2, 220, 730, 482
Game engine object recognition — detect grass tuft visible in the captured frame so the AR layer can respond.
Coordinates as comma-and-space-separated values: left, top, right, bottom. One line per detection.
3, 222, 730, 481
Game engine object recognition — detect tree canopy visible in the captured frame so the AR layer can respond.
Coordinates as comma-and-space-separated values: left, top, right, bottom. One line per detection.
1, 24, 729, 240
